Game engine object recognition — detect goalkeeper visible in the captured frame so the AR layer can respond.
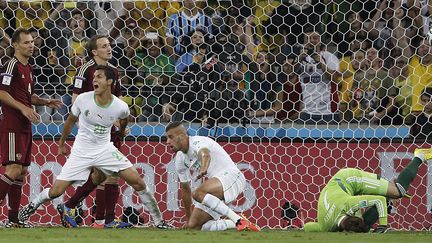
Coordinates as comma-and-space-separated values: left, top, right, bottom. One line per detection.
304, 148, 431, 233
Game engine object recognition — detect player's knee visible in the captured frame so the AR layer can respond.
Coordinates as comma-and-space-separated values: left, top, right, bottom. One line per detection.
187, 220, 202, 230
192, 189, 206, 203
91, 170, 106, 185
387, 183, 403, 199
130, 179, 146, 191
105, 175, 118, 184
48, 187, 63, 199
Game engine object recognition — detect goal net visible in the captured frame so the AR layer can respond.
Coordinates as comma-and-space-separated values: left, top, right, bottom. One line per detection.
0, 0, 431, 230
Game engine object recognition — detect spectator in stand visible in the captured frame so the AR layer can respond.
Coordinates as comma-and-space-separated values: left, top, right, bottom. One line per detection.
166, 0, 213, 60
175, 28, 208, 73
110, 1, 180, 42
29, 28, 66, 123
276, 56, 302, 122
246, 50, 284, 124
12, 1, 52, 30
295, 29, 340, 124
339, 50, 367, 122
411, 87, 432, 138
350, 47, 397, 125
163, 43, 222, 125
133, 32, 175, 122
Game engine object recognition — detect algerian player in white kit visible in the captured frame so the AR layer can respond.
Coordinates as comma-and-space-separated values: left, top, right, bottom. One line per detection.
165, 122, 260, 231
18, 65, 170, 228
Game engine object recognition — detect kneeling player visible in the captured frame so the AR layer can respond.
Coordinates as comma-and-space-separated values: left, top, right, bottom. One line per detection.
304, 148, 431, 233
166, 122, 260, 231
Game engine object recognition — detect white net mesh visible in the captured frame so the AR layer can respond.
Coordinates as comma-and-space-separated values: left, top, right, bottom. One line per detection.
0, 0, 432, 230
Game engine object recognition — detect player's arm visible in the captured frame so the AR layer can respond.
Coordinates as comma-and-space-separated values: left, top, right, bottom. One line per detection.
117, 117, 129, 137
31, 94, 62, 109
346, 195, 388, 227
58, 113, 78, 155
196, 148, 211, 180
180, 182, 193, 222
0, 90, 39, 122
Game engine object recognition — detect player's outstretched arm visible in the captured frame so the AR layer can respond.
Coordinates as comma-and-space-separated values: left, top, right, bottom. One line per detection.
31, 94, 62, 109
180, 182, 193, 224
58, 113, 78, 155
117, 118, 129, 137
346, 195, 388, 227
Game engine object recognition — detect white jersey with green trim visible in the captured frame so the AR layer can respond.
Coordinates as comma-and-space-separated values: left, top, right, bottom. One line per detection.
175, 136, 240, 182
70, 91, 129, 153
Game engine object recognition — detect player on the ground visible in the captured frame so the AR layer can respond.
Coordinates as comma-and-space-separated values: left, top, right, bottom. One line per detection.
304, 148, 431, 233
165, 122, 260, 231
0, 28, 62, 228
17, 65, 170, 229
57, 34, 127, 228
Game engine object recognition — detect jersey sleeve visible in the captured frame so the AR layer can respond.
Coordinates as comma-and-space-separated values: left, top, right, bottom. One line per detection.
345, 195, 388, 226
118, 101, 130, 120
73, 66, 91, 94
0, 60, 17, 92
174, 152, 191, 183
70, 94, 82, 117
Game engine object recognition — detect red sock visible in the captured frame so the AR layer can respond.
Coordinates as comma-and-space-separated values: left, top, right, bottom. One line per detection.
65, 175, 97, 209
0, 174, 13, 204
95, 185, 106, 221
104, 184, 119, 223
8, 179, 23, 223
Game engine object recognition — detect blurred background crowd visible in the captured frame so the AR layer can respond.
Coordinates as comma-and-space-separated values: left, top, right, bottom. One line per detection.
0, 0, 432, 138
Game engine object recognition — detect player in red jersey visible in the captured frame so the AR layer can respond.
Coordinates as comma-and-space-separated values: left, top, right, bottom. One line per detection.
57, 35, 130, 228
0, 28, 62, 228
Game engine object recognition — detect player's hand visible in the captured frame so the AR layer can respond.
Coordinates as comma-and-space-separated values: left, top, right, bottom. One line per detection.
21, 106, 40, 123
46, 99, 63, 109
58, 144, 69, 156
195, 170, 207, 181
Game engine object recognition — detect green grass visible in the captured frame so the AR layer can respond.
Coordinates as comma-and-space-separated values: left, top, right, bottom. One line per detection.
0, 228, 431, 243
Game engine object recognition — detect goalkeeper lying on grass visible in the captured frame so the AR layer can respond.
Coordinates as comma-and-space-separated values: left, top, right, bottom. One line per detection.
304, 148, 431, 233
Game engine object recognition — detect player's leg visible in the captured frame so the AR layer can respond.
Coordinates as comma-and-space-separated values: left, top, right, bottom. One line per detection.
1, 132, 32, 228
118, 166, 166, 228
386, 148, 431, 198
191, 203, 237, 231
192, 171, 259, 231
18, 179, 74, 222
103, 176, 120, 225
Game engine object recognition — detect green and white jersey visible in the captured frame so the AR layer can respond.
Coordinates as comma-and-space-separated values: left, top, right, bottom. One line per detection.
71, 91, 129, 153
312, 168, 389, 232
175, 136, 239, 182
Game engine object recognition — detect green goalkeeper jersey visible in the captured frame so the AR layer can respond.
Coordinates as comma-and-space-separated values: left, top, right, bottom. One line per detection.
305, 168, 389, 232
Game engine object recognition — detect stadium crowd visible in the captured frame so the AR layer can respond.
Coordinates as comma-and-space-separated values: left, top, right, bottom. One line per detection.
0, 0, 432, 138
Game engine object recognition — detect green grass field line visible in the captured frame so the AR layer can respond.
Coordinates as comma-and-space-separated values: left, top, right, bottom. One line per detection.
0, 229, 431, 243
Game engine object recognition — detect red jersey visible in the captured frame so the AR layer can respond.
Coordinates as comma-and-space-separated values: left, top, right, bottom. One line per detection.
0, 57, 34, 133
72, 59, 122, 97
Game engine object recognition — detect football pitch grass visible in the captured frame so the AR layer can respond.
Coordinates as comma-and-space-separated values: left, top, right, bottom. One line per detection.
0, 228, 431, 243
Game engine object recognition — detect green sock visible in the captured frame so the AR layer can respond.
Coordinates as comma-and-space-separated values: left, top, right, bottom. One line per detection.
396, 157, 422, 191
362, 206, 379, 229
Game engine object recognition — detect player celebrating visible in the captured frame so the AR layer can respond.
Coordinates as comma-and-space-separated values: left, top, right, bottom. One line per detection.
304, 148, 432, 233
165, 122, 260, 231
57, 34, 126, 228
0, 28, 62, 228
18, 65, 170, 229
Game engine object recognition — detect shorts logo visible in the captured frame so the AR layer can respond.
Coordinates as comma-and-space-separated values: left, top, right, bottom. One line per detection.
84, 110, 90, 117
16, 153, 22, 160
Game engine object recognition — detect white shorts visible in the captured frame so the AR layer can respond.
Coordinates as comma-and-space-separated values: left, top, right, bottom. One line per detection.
194, 169, 246, 219
56, 143, 133, 186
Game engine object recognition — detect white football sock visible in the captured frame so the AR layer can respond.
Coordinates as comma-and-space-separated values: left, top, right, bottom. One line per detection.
201, 194, 241, 223
31, 188, 52, 208
201, 219, 236, 231
138, 189, 162, 225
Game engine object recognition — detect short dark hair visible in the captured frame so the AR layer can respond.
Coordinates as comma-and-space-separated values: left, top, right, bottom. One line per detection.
95, 65, 116, 83
166, 121, 183, 132
86, 35, 108, 59
11, 28, 31, 44
340, 216, 369, 233
421, 87, 432, 98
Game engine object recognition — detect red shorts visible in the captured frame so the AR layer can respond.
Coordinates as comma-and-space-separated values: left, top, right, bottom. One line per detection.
0, 132, 32, 166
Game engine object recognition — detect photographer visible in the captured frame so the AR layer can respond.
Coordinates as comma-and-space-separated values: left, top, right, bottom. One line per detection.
295, 29, 340, 124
